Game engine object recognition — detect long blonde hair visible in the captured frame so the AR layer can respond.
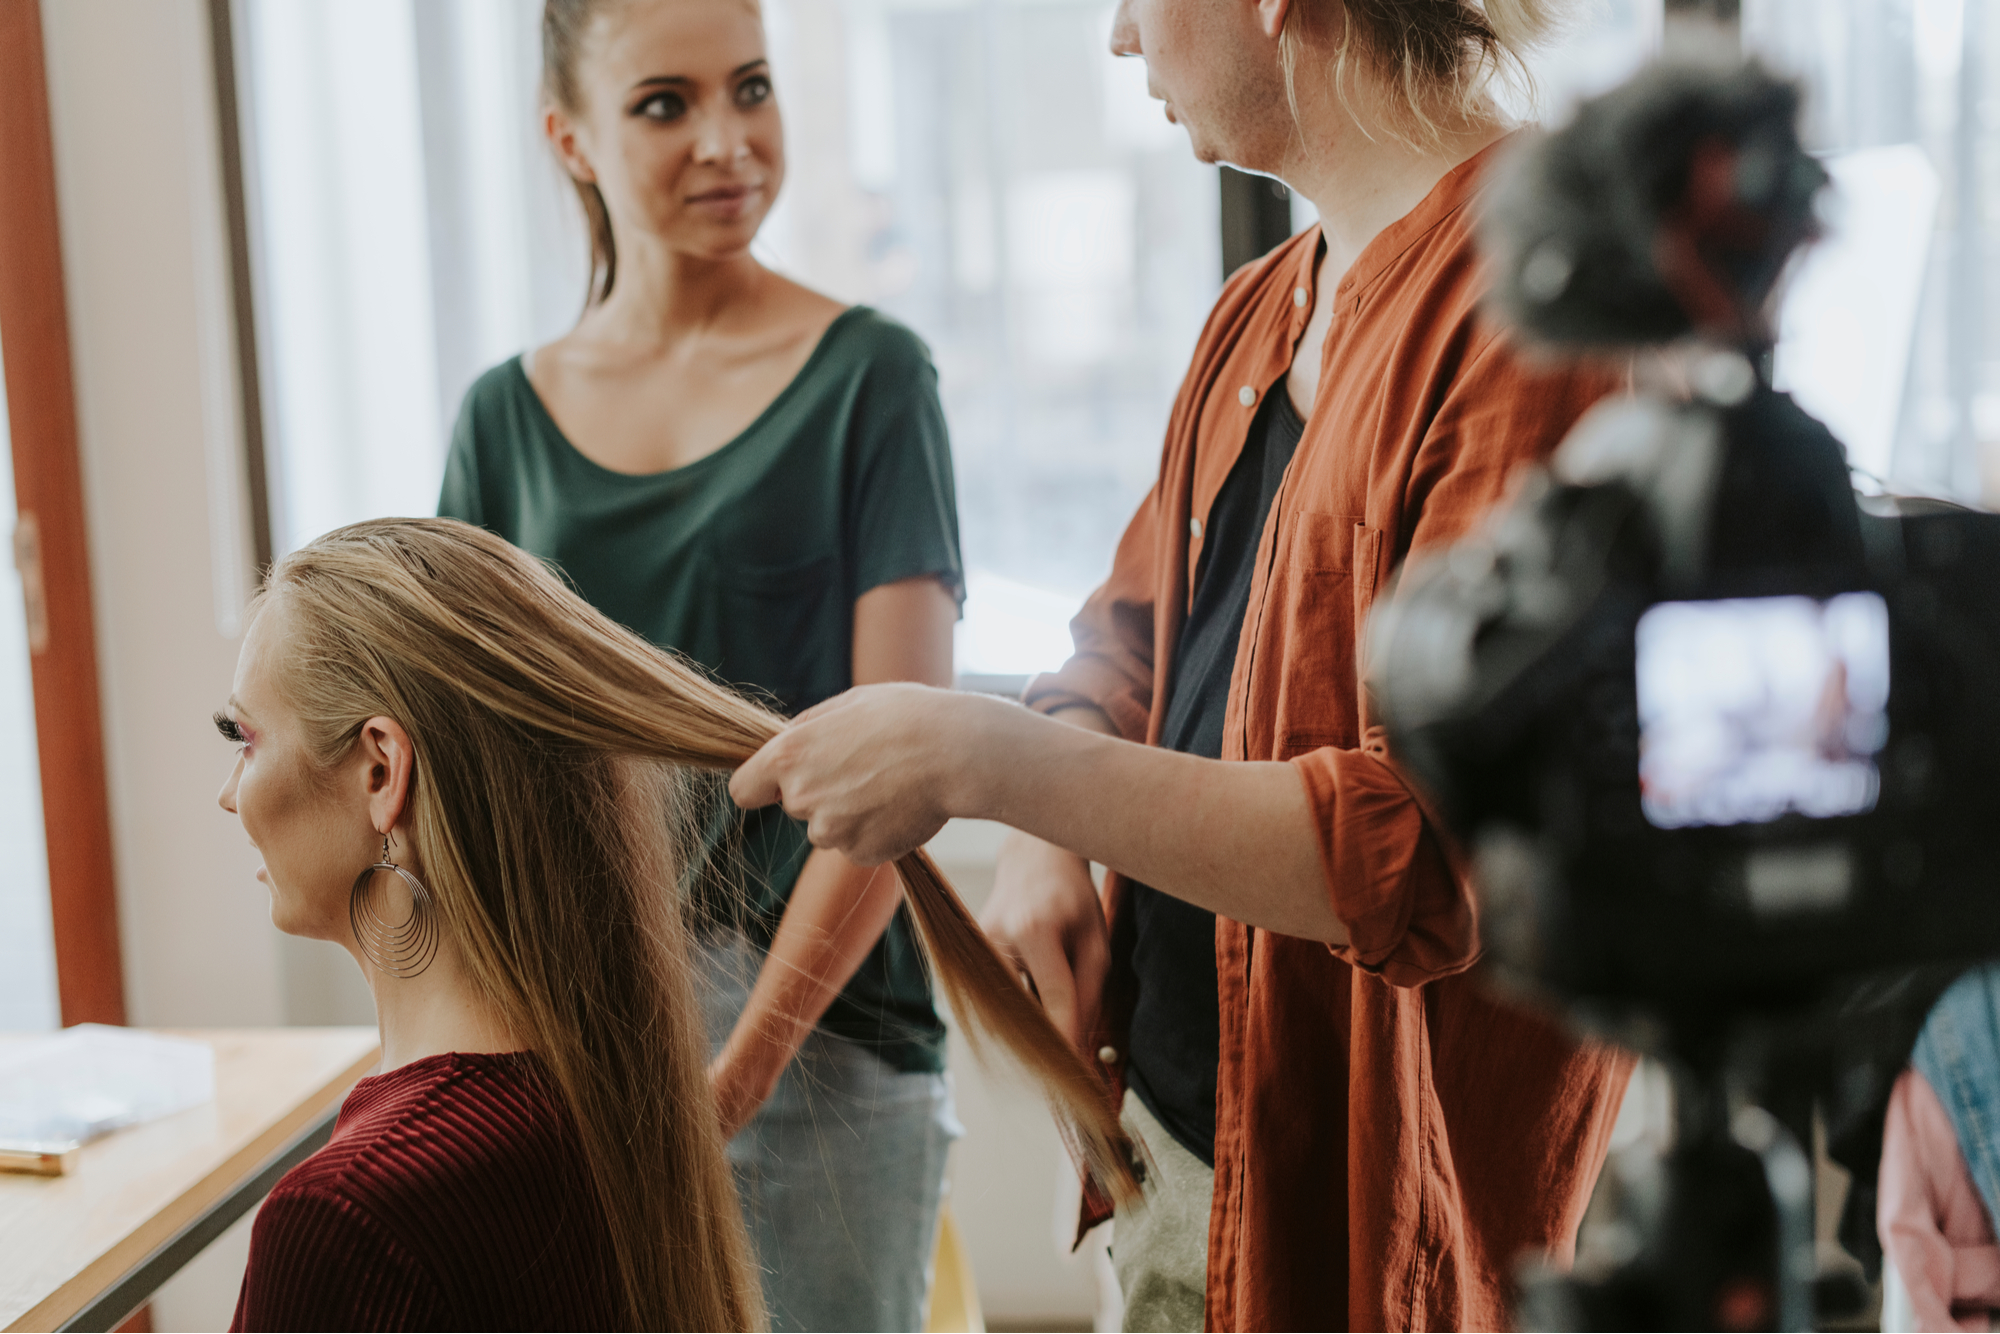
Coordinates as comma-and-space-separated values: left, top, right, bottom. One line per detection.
264, 517, 1134, 1329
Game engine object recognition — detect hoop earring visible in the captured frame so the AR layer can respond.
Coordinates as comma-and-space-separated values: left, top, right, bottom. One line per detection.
350, 835, 438, 978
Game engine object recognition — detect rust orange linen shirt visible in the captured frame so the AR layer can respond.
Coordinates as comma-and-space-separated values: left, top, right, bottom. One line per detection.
1024, 143, 1633, 1331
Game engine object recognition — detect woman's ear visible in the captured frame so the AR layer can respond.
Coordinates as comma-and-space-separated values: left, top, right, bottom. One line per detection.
1254, 0, 1292, 41
357, 715, 417, 842
545, 103, 598, 184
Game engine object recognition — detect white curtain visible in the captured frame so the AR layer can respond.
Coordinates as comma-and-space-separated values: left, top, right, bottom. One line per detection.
236, 0, 583, 557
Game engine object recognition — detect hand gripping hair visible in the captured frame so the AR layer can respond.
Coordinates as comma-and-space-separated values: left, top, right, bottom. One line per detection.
264, 517, 1137, 1330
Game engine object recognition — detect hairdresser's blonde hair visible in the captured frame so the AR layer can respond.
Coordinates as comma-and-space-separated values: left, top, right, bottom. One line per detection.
263, 518, 1134, 1329
1281, 0, 1574, 147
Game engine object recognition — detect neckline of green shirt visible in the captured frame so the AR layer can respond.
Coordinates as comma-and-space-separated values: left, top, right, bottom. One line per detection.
506, 304, 874, 486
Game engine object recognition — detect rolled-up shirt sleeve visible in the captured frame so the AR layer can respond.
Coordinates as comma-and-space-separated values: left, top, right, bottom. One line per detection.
1293, 732, 1475, 985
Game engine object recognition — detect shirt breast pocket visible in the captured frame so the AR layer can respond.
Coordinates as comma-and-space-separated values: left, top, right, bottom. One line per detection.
705, 548, 845, 716
1274, 512, 1376, 756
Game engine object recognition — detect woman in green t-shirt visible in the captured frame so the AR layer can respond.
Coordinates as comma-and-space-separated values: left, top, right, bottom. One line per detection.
441, 2, 963, 1327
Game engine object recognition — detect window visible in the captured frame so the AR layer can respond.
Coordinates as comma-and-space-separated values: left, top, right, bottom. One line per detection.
1749, 0, 1999, 504
756, 0, 1222, 678
762, 0, 1665, 678
234, 0, 1666, 687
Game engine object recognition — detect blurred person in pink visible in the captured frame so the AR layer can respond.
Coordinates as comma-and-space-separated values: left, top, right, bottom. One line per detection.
1880, 964, 2000, 1332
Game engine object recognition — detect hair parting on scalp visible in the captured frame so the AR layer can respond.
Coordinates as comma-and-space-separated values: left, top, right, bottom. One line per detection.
1279, 0, 1573, 148
264, 517, 1137, 1329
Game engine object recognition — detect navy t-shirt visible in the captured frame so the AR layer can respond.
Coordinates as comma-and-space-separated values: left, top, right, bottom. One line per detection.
1124, 385, 1305, 1167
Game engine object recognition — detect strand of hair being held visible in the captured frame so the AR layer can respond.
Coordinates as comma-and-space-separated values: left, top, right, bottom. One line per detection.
887, 844, 1141, 1201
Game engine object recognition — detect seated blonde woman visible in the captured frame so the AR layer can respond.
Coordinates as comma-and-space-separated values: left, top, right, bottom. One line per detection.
216, 518, 1128, 1332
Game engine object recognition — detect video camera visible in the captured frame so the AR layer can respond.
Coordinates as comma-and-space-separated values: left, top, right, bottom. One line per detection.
1366, 59, 2000, 1331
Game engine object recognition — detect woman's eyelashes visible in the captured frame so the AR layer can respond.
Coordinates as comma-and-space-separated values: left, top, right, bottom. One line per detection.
634, 88, 688, 122
214, 711, 250, 751
629, 74, 770, 122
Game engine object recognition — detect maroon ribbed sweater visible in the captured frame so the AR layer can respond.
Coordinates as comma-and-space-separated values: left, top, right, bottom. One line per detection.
231, 1051, 623, 1332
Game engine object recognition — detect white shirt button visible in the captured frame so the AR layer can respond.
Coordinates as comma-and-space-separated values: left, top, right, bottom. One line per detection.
1294, 286, 1308, 307
1190, 516, 1203, 538
1097, 1046, 1120, 1065
1238, 385, 1256, 406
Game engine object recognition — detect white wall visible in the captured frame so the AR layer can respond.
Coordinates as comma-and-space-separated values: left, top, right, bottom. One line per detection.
38, 1, 287, 1325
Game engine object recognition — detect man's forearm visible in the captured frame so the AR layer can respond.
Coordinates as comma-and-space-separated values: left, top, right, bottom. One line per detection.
1047, 701, 1119, 736
958, 701, 1343, 942
732, 685, 1345, 940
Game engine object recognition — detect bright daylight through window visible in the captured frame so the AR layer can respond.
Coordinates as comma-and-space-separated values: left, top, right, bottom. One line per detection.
231, 0, 1670, 691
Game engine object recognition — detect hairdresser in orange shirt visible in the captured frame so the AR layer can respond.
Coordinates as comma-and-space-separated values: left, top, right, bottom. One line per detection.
734, 0, 1633, 1328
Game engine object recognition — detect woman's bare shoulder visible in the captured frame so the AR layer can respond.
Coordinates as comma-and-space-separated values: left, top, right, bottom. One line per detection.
749, 272, 849, 357
522, 321, 612, 383
763, 270, 848, 324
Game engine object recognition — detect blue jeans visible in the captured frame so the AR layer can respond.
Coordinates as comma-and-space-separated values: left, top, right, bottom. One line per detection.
1912, 963, 2000, 1229
698, 935, 960, 1332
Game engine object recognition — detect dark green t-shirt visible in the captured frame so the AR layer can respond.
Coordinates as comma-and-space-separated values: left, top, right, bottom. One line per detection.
439, 307, 961, 1072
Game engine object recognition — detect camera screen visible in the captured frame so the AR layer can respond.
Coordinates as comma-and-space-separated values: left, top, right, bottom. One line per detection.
1636, 593, 1890, 829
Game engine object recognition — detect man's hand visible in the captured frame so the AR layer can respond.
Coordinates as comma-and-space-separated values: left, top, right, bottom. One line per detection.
980, 830, 1111, 1053
730, 683, 994, 865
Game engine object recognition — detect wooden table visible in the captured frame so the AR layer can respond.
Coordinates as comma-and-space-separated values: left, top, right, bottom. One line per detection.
0, 1028, 379, 1333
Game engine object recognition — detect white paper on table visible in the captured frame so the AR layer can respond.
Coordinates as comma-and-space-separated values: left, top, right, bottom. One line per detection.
0, 1024, 215, 1148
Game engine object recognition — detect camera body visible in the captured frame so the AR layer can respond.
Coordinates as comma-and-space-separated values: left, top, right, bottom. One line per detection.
1368, 54, 2000, 1028
1373, 378, 2000, 1020
1365, 54, 2000, 1329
